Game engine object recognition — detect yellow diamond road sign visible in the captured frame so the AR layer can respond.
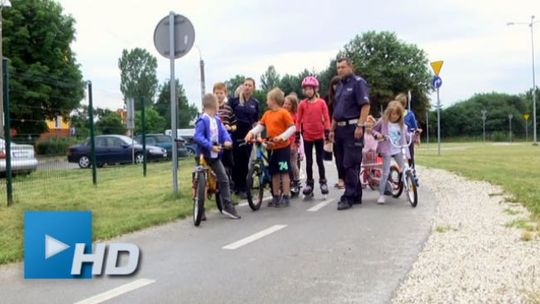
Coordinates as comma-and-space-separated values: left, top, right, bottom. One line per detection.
524, 113, 530, 120
430, 61, 444, 76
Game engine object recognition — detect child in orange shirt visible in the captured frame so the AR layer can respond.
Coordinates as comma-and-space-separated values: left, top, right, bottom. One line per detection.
245, 88, 296, 207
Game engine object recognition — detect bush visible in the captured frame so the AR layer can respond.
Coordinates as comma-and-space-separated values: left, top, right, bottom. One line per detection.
35, 137, 81, 156
490, 131, 508, 142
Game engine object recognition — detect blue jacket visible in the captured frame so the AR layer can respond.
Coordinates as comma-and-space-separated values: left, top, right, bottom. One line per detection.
404, 110, 418, 132
194, 114, 232, 159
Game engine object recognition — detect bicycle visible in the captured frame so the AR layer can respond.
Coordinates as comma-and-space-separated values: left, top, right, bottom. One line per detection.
243, 138, 279, 211
191, 151, 224, 227
360, 150, 400, 191
386, 134, 418, 207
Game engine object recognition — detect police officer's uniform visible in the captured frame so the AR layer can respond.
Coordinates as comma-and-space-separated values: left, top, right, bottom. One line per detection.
332, 74, 370, 208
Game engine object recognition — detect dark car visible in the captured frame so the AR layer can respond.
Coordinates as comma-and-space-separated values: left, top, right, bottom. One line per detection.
134, 134, 188, 158
178, 135, 197, 156
67, 135, 167, 168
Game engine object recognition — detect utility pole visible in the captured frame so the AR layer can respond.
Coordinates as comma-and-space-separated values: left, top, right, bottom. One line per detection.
509, 113, 514, 142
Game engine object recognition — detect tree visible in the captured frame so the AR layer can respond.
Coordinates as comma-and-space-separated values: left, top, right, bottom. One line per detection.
439, 92, 528, 139
154, 79, 198, 128
278, 74, 301, 97
134, 107, 166, 134
95, 110, 126, 135
260, 65, 280, 93
4, 0, 84, 137
337, 31, 432, 119
118, 48, 158, 107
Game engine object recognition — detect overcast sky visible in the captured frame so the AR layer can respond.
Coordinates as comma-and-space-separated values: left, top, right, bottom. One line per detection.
58, 0, 540, 111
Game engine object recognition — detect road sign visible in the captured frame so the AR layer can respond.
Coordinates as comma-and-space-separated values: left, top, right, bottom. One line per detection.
524, 113, 530, 120
153, 14, 195, 59
432, 76, 442, 89
430, 61, 444, 76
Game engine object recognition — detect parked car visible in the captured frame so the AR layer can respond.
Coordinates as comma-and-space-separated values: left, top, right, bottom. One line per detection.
178, 135, 197, 156
0, 138, 38, 175
67, 135, 167, 168
134, 134, 188, 158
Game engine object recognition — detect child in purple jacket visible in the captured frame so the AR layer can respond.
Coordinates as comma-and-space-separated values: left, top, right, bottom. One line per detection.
371, 101, 411, 204
194, 94, 240, 220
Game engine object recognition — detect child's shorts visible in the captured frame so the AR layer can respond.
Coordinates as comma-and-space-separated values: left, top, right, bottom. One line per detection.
268, 146, 291, 175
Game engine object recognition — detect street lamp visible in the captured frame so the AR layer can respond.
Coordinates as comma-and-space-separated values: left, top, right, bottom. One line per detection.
507, 16, 540, 146
194, 45, 205, 101
481, 110, 487, 142
0, 0, 11, 138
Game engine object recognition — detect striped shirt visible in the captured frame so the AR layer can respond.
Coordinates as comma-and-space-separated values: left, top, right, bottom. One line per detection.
218, 99, 237, 130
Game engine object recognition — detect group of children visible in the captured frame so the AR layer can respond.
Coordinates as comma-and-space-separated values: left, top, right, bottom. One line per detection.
194, 75, 420, 220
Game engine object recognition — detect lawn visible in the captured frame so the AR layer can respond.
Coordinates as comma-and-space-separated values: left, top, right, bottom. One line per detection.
417, 142, 540, 220
0, 160, 196, 265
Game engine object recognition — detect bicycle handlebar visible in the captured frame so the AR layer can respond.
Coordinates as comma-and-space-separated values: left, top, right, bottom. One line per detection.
384, 133, 414, 149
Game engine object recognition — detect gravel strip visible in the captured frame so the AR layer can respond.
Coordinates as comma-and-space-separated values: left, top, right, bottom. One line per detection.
392, 167, 540, 304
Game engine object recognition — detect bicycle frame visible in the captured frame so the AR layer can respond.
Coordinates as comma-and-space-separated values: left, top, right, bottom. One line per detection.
251, 141, 271, 186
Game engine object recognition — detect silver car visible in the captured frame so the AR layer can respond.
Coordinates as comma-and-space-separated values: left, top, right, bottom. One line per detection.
0, 138, 38, 175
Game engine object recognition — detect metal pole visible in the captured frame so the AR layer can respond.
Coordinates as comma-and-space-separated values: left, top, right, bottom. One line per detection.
531, 16, 537, 145
437, 88, 441, 156
509, 114, 513, 142
141, 97, 147, 177
426, 111, 429, 146
526, 117, 529, 142
481, 110, 487, 143
169, 12, 178, 193
0, 7, 4, 138
3, 58, 12, 205
88, 81, 97, 186
407, 90, 412, 112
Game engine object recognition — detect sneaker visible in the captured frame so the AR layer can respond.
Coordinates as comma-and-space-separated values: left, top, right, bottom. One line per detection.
268, 196, 279, 207
337, 200, 351, 210
222, 202, 241, 219
281, 195, 290, 207
377, 195, 385, 204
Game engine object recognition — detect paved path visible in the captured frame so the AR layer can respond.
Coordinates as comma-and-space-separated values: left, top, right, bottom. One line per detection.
0, 161, 437, 303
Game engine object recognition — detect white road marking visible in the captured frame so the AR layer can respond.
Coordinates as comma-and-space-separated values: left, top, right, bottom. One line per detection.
222, 225, 287, 250
74, 278, 156, 304
307, 199, 335, 212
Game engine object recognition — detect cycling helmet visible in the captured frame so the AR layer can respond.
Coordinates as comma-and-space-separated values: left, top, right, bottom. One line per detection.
301, 76, 319, 88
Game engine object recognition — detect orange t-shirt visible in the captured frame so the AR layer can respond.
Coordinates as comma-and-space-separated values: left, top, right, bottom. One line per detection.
259, 108, 294, 150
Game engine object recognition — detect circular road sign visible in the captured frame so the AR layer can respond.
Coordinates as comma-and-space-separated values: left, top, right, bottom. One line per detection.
153, 13, 195, 59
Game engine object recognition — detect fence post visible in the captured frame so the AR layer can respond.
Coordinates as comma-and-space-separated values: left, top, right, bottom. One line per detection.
3, 58, 12, 206
88, 81, 97, 185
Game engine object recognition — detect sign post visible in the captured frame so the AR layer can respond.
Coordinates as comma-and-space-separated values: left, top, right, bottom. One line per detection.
127, 97, 135, 164
154, 12, 195, 193
431, 60, 444, 156
524, 113, 530, 142
481, 110, 487, 142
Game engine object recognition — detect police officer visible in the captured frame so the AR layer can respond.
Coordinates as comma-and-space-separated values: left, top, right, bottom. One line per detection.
229, 78, 259, 198
329, 57, 371, 210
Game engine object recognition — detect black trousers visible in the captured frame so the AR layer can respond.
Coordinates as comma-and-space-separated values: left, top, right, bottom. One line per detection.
303, 139, 326, 183
333, 142, 344, 180
334, 125, 363, 203
232, 129, 251, 193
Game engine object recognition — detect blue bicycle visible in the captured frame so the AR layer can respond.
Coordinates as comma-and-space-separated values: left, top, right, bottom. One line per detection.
244, 138, 278, 211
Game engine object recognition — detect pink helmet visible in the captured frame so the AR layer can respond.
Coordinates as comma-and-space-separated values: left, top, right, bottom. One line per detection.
301, 76, 319, 88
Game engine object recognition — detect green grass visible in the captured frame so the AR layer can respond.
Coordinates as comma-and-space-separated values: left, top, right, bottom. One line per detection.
417, 142, 540, 220
0, 160, 195, 265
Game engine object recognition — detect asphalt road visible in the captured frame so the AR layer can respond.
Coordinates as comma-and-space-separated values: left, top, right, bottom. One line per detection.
0, 160, 437, 304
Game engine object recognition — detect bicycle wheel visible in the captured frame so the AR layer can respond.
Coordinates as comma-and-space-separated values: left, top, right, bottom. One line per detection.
405, 171, 418, 207
193, 171, 206, 226
389, 165, 403, 198
368, 168, 379, 191
246, 161, 264, 211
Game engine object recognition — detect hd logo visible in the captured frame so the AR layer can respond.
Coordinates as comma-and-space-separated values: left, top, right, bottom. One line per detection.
24, 211, 140, 279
